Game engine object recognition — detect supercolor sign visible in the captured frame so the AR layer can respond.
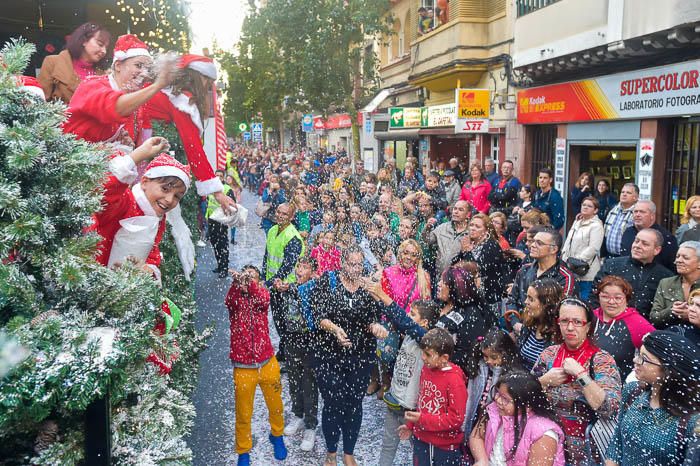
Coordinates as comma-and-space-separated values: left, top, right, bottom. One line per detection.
517, 59, 700, 124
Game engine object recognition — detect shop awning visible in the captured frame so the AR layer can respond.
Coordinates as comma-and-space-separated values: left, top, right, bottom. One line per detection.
374, 129, 420, 140
418, 128, 455, 136
360, 88, 393, 113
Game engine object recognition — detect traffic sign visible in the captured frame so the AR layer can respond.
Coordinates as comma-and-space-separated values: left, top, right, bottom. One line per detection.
251, 122, 263, 132
243, 131, 251, 141
238, 123, 248, 132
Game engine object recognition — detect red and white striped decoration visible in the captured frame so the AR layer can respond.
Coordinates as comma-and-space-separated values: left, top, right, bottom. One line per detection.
213, 90, 228, 170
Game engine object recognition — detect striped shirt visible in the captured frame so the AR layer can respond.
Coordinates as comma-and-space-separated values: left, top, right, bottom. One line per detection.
520, 330, 548, 372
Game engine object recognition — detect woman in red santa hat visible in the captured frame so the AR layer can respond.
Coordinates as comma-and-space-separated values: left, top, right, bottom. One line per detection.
64, 35, 234, 211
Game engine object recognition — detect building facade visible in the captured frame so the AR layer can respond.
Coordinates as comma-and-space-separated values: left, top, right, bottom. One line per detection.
365, 0, 518, 173
513, 0, 700, 231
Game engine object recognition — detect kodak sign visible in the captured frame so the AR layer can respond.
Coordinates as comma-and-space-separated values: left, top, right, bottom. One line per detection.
455, 89, 490, 133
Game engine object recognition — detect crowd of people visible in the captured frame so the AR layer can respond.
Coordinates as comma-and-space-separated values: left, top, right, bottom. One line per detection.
221, 146, 700, 466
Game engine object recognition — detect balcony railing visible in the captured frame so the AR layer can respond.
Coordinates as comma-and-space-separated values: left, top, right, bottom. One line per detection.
516, 0, 562, 17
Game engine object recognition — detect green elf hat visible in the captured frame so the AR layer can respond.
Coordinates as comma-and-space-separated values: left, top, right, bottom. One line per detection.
161, 298, 182, 334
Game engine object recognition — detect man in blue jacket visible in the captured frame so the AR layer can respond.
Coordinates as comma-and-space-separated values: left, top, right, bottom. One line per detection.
533, 168, 565, 230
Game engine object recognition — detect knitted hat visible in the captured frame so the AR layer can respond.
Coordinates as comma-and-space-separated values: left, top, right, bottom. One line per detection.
16, 76, 45, 100
112, 34, 150, 64
644, 330, 700, 380
179, 54, 217, 80
144, 154, 191, 189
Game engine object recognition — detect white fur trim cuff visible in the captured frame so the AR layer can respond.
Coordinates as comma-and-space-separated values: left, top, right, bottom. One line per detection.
144, 166, 191, 189
188, 61, 217, 80
109, 155, 138, 185
195, 177, 224, 196
113, 48, 151, 64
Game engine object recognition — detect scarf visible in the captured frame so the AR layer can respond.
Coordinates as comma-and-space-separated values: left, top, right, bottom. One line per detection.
552, 339, 599, 437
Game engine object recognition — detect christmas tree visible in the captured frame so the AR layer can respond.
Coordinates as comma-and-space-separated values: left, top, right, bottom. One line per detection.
0, 39, 206, 465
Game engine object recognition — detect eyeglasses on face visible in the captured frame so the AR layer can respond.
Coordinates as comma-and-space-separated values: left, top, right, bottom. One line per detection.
633, 350, 663, 367
599, 293, 626, 303
557, 318, 588, 327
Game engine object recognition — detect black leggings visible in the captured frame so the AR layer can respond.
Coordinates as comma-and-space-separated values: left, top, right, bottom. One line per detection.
208, 219, 229, 272
315, 357, 372, 455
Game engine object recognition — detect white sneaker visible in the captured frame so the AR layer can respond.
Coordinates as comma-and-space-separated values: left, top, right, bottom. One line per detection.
300, 428, 316, 451
196, 240, 206, 247
283, 416, 304, 436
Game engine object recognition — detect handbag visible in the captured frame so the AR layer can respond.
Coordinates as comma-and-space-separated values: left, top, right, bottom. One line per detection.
566, 257, 591, 276
376, 276, 418, 365
255, 199, 271, 217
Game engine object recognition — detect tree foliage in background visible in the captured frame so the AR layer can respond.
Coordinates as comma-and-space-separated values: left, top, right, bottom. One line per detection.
219, 0, 392, 154
0, 39, 206, 465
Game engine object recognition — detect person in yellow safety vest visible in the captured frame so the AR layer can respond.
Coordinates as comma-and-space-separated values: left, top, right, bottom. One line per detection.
226, 150, 243, 188
262, 203, 305, 364
206, 169, 236, 277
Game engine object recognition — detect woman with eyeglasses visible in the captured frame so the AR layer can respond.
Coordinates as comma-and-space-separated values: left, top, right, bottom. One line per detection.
469, 371, 566, 466
592, 275, 655, 379
532, 298, 622, 465
605, 330, 700, 466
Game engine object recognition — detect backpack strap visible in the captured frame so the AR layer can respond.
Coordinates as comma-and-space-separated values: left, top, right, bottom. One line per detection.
328, 271, 338, 292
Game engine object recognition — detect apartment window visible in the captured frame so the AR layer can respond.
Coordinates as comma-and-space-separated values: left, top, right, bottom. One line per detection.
491, 134, 500, 162
418, 0, 450, 36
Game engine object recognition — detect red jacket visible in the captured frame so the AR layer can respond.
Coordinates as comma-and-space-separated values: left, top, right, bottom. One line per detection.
459, 180, 491, 213
225, 279, 274, 365
408, 362, 468, 450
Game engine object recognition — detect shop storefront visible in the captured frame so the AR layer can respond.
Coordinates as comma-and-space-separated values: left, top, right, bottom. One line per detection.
310, 113, 361, 154
518, 58, 700, 230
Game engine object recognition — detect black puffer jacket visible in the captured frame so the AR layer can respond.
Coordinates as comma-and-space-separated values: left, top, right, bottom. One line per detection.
507, 260, 579, 313
591, 256, 673, 318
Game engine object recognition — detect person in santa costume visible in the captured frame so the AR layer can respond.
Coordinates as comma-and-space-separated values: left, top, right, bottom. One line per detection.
91, 136, 192, 283
143, 53, 233, 201
64, 35, 235, 212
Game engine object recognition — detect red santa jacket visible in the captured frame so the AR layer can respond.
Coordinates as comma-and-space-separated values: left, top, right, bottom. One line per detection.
64, 75, 141, 143
143, 90, 222, 195
407, 362, 468, 450
225, 279, 274, 365
90, 154, 166, 272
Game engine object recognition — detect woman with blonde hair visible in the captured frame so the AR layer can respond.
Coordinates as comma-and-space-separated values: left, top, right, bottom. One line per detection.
675, 194, 700, 243
381, 239, 431, 308
489, 211, 511, 250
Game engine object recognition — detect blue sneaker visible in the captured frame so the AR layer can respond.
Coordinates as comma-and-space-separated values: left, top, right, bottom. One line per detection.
237, 452, 250, 466
268, 434, 288, 460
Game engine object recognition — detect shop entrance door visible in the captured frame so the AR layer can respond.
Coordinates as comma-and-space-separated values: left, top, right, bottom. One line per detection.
576, 145, 638, 198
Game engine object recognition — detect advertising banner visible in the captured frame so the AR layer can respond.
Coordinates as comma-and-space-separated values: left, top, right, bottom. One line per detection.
455, 89, 490, 133
424, 103, 456, 127
390, 107, 422, 129
518, 59, 700, 124
637, 139, 655, 200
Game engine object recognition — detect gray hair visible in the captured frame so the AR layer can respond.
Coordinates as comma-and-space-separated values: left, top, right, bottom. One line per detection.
679, 241, 700, 259
636, 199, 656, 214
638, 228, 664, 247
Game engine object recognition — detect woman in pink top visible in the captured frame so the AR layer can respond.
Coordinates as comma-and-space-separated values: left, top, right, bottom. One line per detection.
460, 164, 492, 213
311, 231, 341, 275
381, 239, 431, 312
470, 371, 565, 466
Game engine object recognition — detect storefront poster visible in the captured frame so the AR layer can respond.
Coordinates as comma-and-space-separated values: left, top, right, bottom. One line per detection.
312, 113, 360, 131
455, 89, 490, 133
637, 138, 655, 200
554, 138, 568, 194
518, 59, 700, 124
390, 107, 422, 128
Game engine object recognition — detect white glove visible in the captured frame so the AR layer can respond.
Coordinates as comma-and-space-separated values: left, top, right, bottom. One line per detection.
166, 204, 195, 281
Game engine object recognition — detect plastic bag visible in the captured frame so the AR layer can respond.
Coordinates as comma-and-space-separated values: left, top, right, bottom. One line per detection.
107, 216, 160, 268
209, 204, 248, 227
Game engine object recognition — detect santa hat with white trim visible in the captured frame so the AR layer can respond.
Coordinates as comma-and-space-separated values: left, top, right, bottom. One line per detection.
16, 76, 46, 100
179, 54, 217, 80
144, 154, 191, 190
112, 34, 150, 64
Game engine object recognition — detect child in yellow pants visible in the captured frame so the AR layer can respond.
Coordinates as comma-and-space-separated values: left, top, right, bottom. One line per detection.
226, 265, 288, 465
